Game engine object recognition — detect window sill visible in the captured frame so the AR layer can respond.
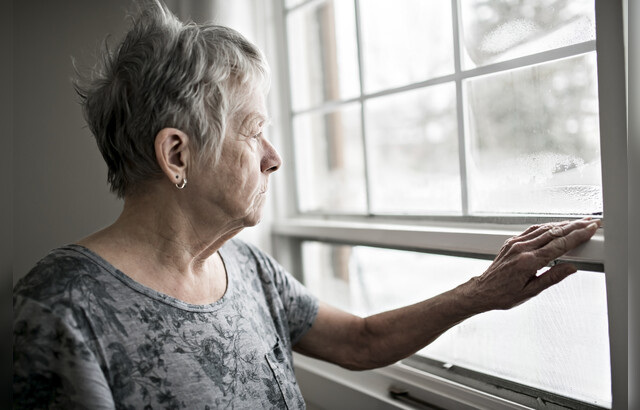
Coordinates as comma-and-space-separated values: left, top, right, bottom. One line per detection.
294, 353, 532, 410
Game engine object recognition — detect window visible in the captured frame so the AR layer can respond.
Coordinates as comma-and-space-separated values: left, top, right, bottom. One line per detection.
269, 0, 628, 408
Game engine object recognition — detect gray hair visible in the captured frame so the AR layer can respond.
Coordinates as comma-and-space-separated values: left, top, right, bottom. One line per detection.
74, 0, 270, 198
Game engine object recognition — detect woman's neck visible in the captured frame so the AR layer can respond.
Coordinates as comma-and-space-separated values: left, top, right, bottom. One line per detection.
76, 189, 240, 304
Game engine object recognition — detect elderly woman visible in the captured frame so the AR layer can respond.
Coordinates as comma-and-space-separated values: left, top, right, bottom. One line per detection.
12, 2, 601, 409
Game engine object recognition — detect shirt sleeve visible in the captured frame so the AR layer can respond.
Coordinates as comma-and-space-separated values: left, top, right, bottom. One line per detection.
271, 259, 320, 346
242, 242, 319, 346
13, 296, 116, 410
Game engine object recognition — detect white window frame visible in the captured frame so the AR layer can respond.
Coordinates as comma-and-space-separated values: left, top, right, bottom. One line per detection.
258, 0, 632, 408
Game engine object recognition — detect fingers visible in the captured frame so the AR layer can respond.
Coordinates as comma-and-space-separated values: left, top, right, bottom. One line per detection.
496, 225, 545, 259
504, 218, 596, 256
525, 218, 595, 249
527, 263, 577, 296
518, 221, 571, 240
497, 218, 593, 260
493, 218, 599, 281
534, 220, 600, 262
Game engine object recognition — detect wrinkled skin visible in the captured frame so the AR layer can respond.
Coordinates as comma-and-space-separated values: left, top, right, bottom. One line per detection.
294, 217, 601, 370
465, 218, 600, 312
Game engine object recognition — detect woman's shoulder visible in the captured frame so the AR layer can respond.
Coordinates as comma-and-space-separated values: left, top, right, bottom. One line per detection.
13, 245, 110, 306
223, 238, 279, 270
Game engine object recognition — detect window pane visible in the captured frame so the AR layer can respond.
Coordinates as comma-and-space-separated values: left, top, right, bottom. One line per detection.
359, 0, 454, 93
285, 0, 305, 9
302, 242, 489, 316
293, 104, 367, 213
460, 0, 596, 69
365, 84, 461, 214
302, 241, 611, 408
465, 53, 602, 215
287, 0, 360, 111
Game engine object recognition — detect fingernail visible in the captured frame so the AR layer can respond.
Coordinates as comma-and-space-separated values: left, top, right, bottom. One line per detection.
587, 222, 599, 231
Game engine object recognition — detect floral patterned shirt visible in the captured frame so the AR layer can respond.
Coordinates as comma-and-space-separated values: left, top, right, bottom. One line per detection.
13, 239, 319, 409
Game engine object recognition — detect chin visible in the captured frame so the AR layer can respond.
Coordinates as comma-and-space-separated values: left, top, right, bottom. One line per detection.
240, 198, 266, 227
242, 211, 263, 227
243, 219, 261, 228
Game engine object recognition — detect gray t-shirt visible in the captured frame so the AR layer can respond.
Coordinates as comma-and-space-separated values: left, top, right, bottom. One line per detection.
13, 239, 319, 409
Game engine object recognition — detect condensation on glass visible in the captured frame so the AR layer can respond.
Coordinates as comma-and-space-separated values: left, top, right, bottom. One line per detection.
286, 0, 360, 112
293, 103, 367, 213
302, 241, 612, 408
465, 53, 602, 214
459, 0, 596, 69
287, 0, 601, 217
365, 83, 461, 214
358, 0, 454, 93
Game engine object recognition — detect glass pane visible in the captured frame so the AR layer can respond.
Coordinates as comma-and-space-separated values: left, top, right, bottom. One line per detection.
302, 241, 611, 408
287, 0, 360, 111
359, 0, 454, 93
302, 242, 490, 316
420, 269, 611, 407
285, 0, 305, 9
365, 85, 461, 214
460, 0, 596, 69
293, 104, 367, 213
465, 53, 601, 215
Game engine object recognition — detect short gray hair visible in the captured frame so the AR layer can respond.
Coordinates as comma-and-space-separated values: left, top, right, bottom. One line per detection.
74, 0, 269, 198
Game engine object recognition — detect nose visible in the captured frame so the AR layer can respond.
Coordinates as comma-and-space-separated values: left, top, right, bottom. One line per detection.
260, 138, 282, 174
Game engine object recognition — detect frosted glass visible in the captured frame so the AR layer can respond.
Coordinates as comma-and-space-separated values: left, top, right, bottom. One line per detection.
465, 53, 602, 215
293, 104, 367, 213
302, 242, 611, 408
287, 0, 360, 111
365, 84, 461, 214
460, 0, 596, 69
359, 0, 454, 93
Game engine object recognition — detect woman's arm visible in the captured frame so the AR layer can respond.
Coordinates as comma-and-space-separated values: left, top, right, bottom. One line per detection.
294, 218, 600, 370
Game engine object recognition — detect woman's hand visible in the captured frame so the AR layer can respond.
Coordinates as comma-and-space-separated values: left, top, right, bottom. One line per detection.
462, 218, 601, 312
295, 218, 601, 370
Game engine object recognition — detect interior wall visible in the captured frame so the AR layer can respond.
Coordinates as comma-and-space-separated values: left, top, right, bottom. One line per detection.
3, 0, 14, 401
626, 0, 639, 406
13, 0, 131, 285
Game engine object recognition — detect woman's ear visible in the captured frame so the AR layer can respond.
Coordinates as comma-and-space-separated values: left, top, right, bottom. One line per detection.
155, 128, 190, 184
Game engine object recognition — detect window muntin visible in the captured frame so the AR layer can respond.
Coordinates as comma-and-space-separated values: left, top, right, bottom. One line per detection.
286, 0, 601, 218
302, 241, 612, 408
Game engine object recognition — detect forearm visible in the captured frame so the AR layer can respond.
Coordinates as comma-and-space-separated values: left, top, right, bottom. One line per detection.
295, 281, 483, 371
356, 281, 479, 370
295, 220, 600, 372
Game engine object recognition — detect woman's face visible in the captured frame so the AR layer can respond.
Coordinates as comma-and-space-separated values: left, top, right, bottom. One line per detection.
190, 89, 281, 228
